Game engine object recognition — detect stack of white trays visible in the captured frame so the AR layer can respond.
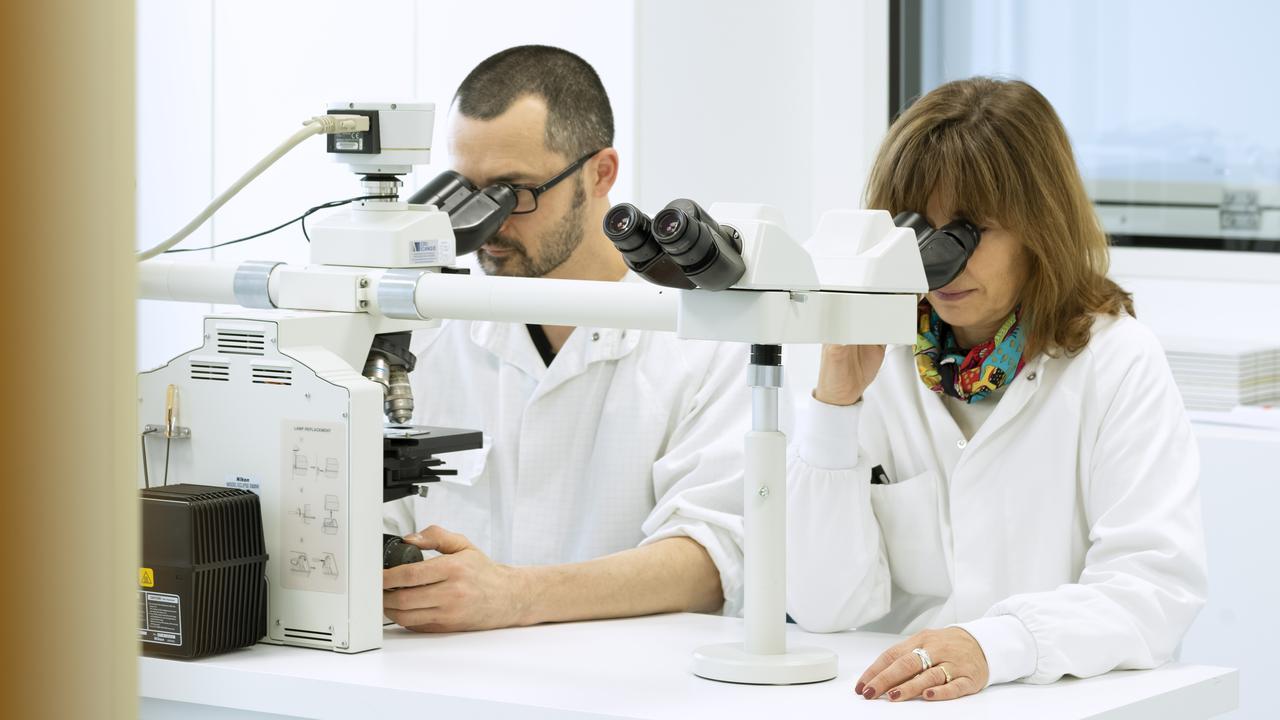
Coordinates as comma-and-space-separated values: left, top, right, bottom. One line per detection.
1160, 336, 1280, 411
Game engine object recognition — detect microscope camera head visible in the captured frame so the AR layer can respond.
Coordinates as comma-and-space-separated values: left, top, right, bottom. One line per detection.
326, 102, 435, 199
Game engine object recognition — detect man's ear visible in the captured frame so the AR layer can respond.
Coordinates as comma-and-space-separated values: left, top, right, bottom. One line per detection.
588, 148, 619, 198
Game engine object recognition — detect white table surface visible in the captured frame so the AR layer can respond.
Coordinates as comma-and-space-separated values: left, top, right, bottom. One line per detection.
139, 612, 1238, 719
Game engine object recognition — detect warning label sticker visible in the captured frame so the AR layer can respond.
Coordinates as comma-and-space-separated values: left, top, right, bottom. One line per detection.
139, 591, 182, 646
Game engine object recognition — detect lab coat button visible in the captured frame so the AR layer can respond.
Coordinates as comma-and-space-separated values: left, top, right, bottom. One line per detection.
1027, 372, 1037, 381
591, 332, 600, 341
956, 439, 967, 449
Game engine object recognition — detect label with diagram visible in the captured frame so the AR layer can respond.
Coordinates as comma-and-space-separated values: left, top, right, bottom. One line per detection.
281, 420, 346, 594
139, 591, 182, 646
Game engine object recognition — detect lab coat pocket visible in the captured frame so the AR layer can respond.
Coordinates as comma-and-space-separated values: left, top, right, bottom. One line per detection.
869, 470, 950, 598
441, 441, 491, 488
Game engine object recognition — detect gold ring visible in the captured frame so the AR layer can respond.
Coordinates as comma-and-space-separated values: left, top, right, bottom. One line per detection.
940, 665, 953, 684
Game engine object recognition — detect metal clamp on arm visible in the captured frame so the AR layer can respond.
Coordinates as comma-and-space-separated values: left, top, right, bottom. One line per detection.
378, 268, 428, 320
233, 260, 283, 309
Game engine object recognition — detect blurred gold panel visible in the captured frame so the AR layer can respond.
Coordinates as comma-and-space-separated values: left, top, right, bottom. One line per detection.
0, 1, 137, 718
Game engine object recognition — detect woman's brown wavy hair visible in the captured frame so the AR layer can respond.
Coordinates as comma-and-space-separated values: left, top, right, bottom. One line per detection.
865, 77, 1133, 358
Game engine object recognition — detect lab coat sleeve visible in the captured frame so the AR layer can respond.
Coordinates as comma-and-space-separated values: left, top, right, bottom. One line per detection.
957, 330, 1208, 685
639, 341, 751, 617
785, 392, 892, 633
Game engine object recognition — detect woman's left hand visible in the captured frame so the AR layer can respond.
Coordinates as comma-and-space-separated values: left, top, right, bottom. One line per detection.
856, 627, 990, 702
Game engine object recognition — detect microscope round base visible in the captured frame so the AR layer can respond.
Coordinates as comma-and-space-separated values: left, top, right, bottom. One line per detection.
692, 643, 838, 685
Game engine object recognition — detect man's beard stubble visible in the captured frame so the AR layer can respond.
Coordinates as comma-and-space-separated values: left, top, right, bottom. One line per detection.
478, 181, 587, 278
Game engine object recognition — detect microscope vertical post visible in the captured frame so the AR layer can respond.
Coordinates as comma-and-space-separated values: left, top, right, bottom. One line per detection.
691, 344, 838, 685
745, 344, 785, 655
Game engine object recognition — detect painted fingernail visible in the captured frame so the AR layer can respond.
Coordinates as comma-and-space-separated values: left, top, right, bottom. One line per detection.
863, 688, 875, 700
855, 682, 865, 694
889, 690, 901, 700
925, 690, 935, 699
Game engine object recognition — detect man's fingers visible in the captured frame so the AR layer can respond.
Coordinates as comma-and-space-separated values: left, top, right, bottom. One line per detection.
383, 554, 455, 590
924, 675, 979, 701
405, 525, 472, 554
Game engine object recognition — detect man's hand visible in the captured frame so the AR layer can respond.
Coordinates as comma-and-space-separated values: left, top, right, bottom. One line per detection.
382, 525, 532, 633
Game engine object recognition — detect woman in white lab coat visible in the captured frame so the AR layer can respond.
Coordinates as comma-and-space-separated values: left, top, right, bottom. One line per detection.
786, 77, 1207, 702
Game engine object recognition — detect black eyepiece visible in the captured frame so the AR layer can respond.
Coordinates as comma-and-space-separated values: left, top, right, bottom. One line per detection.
651, 199, 745, 291
893, 211, 981, 291
607, 207, 633, 235
604, 199, 748, 291
604, 204, 649, 249
653, 208, 685, 240
602, 203, 695, 289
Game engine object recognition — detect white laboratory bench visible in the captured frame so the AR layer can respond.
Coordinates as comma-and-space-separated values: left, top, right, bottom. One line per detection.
139, 612, 1237, 719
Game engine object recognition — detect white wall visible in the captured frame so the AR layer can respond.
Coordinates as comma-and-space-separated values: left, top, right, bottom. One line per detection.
633, 1, 816, 235
1110, 248, 1280, 343
136, 1, 215, 369
633, 0, 888, 242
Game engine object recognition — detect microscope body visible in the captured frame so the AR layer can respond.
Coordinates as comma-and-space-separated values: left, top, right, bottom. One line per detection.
136, 102, 493, 654
138, 311, 419, 653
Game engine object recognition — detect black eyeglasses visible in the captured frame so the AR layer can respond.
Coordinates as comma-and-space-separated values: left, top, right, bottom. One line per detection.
508, 150, 602, 214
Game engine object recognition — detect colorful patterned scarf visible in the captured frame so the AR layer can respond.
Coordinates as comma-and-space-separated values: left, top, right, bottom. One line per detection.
914, 299, 1025, 403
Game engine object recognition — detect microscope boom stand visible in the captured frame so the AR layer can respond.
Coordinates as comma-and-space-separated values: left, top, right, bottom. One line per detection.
692, 344, 838, 684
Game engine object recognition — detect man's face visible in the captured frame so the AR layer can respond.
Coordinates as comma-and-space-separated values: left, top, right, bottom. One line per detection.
448, 95, 587, 278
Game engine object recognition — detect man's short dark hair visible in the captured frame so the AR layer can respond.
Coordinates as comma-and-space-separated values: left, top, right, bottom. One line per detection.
454, 45, 614, 160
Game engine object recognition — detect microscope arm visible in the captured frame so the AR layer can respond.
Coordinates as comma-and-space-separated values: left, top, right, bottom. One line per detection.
138, 260, 680, 332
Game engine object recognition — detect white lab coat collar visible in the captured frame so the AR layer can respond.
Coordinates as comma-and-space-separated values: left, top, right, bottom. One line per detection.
959, 352, 1049, 449
905, 345, 1050, 455
465, 271, 647, 398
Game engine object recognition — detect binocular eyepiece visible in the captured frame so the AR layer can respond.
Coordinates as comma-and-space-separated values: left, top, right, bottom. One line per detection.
893, 211, 981, 291
604, 199, 746, 291
604, 203, 693, 288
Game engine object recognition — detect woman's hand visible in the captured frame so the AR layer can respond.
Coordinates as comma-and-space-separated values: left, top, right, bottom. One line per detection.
856, 627, 990, 702
813, 344, 886, 406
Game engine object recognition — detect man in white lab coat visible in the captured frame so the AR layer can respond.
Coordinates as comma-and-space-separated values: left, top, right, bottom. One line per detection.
383, 46, 747, 631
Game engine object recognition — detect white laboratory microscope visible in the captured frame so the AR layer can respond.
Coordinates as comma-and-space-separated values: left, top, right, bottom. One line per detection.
136, 102, 930, 684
